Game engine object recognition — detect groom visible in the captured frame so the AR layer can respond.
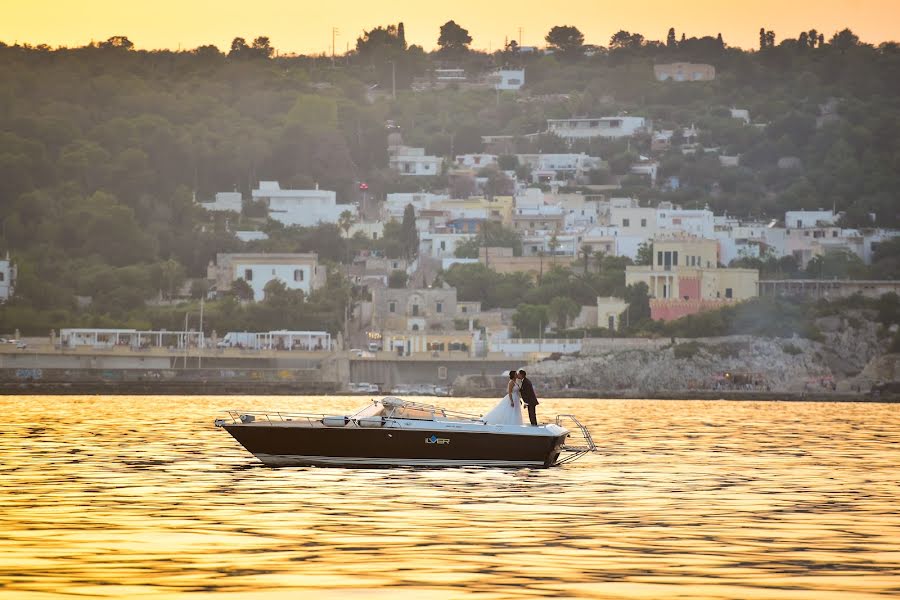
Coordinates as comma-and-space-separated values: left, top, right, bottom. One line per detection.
517, 370, 539, 426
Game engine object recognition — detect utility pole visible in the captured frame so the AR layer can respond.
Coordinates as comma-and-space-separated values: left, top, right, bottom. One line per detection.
518, 27, 523, 47
198, 296, 204, 369
331, 27, 339, 65
183, 312, 189, 369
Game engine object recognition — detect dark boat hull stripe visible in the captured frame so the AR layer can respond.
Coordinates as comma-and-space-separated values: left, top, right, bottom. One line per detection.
253, 453, 546, 467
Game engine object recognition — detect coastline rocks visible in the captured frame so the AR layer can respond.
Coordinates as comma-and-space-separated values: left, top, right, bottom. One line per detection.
526, 318, 886, 395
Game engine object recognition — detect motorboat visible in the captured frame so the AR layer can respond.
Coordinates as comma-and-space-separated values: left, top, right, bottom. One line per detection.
215, 397, 596, 468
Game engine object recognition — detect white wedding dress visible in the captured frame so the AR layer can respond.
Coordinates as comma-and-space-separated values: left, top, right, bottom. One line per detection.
483, 383, 523, 426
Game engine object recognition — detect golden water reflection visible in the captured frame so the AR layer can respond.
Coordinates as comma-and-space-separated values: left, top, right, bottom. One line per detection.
1, 396, 899, 599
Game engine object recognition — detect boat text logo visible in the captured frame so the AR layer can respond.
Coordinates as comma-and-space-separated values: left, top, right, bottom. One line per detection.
425, 435, 450, 445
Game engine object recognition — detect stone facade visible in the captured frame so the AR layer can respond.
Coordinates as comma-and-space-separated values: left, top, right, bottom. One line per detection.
372, 286, 458, 332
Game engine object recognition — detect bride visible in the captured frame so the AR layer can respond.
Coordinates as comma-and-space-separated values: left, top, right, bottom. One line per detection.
483, 371, 523, 425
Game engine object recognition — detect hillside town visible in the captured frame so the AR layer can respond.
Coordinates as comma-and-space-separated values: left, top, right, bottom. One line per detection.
185, 106, 900, 362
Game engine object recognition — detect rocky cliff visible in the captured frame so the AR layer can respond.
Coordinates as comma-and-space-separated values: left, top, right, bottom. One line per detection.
523, 310, 894, 395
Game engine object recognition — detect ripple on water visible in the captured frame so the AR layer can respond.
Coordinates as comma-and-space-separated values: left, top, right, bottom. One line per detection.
0, 395, 898, 599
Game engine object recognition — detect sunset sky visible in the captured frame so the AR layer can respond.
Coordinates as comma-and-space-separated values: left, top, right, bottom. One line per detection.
3, 0, 897, 54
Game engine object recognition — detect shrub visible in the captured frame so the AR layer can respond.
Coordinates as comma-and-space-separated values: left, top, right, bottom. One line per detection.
673, 341, 705, 359
782, 342, 803, 355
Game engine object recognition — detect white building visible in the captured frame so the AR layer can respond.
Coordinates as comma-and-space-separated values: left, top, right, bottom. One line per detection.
455, 154, 498, 169
385, 192, 449, 219
0, 254, 15, 302
235, 231, 269, 242
785, 210, 837, 229
388, 146, 443, 177
546, 116, 648, 140
516, 153, 603, 184
730, 108, 751, 124
494, 69, 525, 91
199, 191, 242, 213
421, 232, 476, 259
657, 206, 715, 238
251, 181, 347, 227
609, 199, 658, 238
208, 253, 325, 301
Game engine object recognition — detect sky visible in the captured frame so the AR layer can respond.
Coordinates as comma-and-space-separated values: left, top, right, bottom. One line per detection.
2, 0, 898, 55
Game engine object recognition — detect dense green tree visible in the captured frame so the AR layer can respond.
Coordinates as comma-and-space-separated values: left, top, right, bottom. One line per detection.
635, 242, 653, 266
437, 21, 472, 54
548, 296, 580, 330
388, 270, 408, 288
512, 303, 548, 337
545, 25, 585, 59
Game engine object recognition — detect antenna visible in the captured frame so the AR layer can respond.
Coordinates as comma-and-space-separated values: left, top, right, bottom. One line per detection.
518, 27, 523, 47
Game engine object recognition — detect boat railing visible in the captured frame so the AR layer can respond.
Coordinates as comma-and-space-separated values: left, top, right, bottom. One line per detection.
554, 414, 597, 465
219, 410, 326, 426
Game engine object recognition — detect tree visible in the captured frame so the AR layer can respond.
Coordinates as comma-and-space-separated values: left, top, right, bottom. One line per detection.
99, 36, 134, 50
623, 282, 651, 327
830, 28, 860, 52
388, 270, 408, 288
545, 25, 585, 59
609, 30, 644, 51
635, 242, 653, 266
549, 296, 580, 331
228, 37, 249, 58
232, 278, 254, 301
437, 21, 472, 54
667, 28, 677, 48
512, 303, 548, 337
251, 36, 274, 58
400, 204, 418, 260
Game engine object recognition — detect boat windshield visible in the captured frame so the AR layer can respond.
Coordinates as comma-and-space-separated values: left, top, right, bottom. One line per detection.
351, 398, 478, 422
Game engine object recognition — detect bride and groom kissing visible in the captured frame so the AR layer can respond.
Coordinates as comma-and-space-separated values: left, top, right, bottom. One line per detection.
483, 369, 540, 426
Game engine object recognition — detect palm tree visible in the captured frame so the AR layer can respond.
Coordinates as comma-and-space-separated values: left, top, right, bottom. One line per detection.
548, 231, 560, 264
338, 210, 354, 238
537, 250, 545, 285
593, 249, 606, 274
580, 244, 593, 275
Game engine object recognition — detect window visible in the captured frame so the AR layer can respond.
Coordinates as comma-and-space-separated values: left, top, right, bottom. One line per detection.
608, 316, 615, 330
389, 302, 396, 313
392, 261, 399, 269
725, 288, 733, 299
373, 232, 378, 240
640, 218, 647, 227
461, 306, 467, 313
412, 324, 420, 331
508, 78, 521, 85
244, 269, 253, 281
657, 251, 663, 266
436, 302, 443, 314
623, 218, 630, 227
673, 251, 678, 266
0, 273, 4, 282
440, 241, 446, 251
412, 304, 419, 316
832, 231, 838, 237
294, 269, 304, 282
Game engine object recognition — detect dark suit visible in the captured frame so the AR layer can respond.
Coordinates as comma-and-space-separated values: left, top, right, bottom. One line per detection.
519, 377, 539, 425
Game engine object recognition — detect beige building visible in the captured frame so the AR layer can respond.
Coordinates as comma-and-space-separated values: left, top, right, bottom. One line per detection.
625, 238, 758, 321
372, 286, 458, 333
478, 247, 577, 278
654, 62, 716, 82
597, 297, 630, 331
